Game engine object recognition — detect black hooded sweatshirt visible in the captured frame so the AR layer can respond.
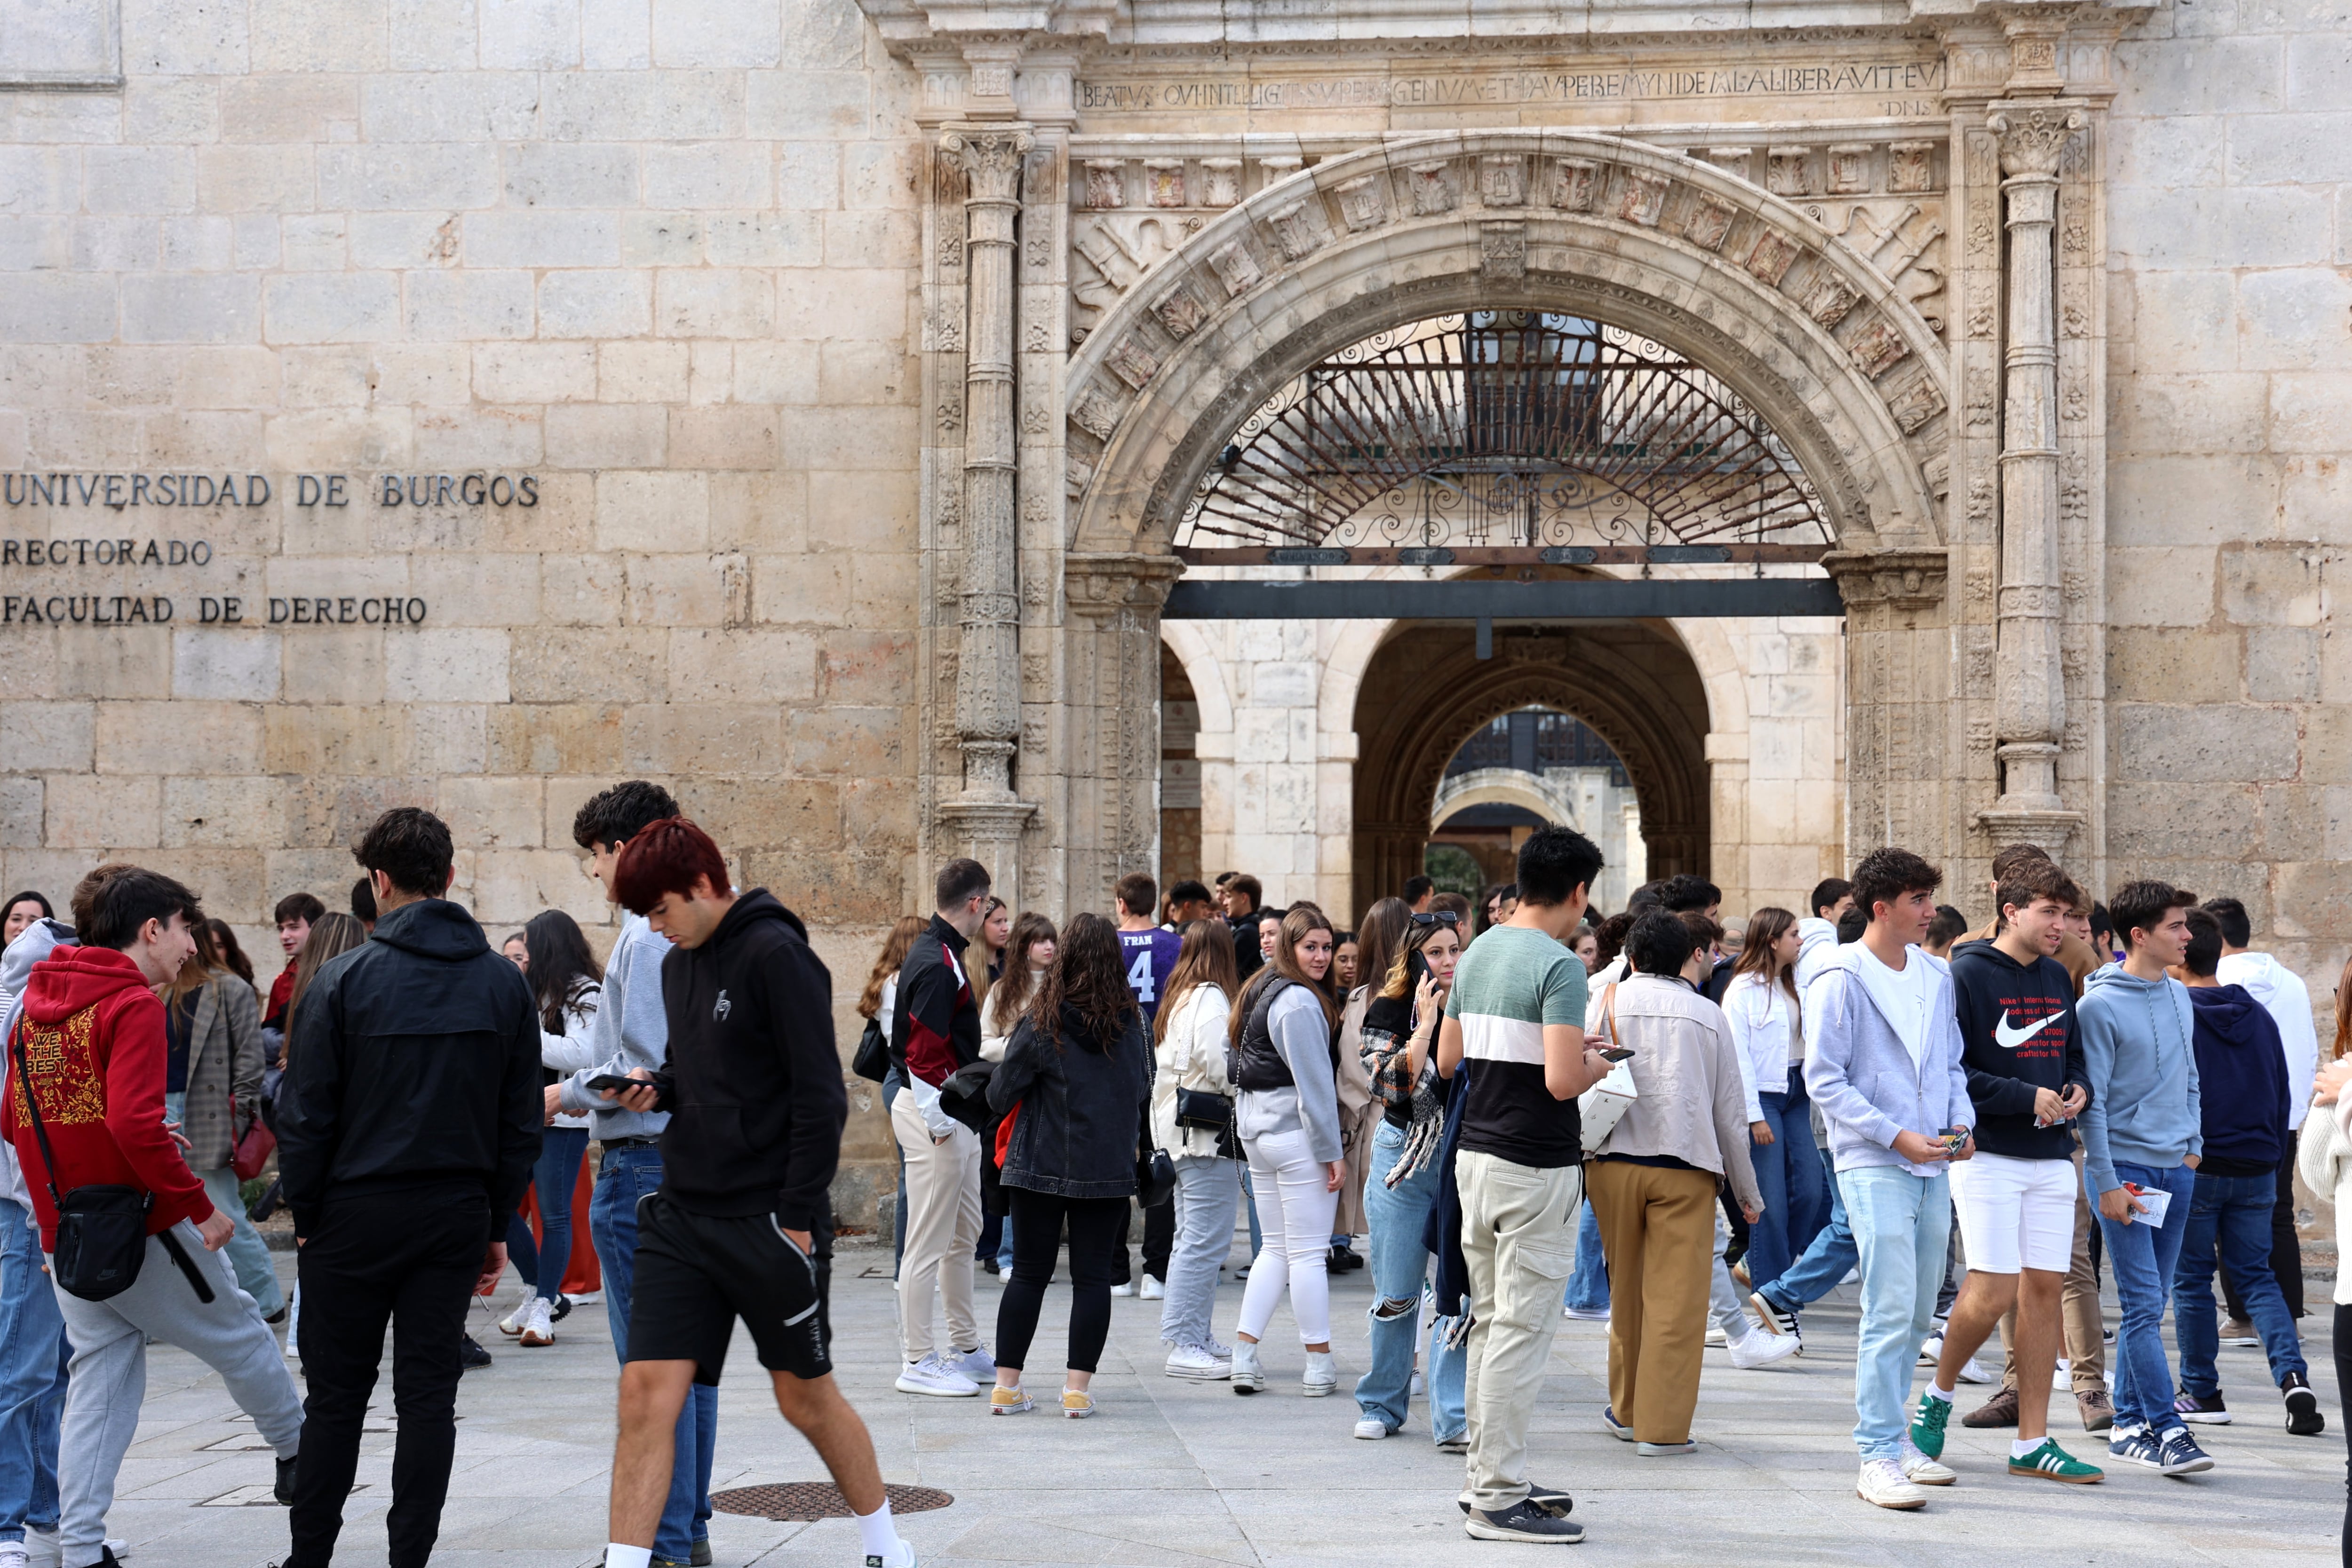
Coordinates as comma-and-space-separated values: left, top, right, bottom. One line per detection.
1948, 935, 2089, 1161
278, 897, 542, 1239
646, 889, 846, 1231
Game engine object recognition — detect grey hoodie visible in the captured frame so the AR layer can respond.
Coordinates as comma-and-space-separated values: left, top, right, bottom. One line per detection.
1802, 940, 1972, 1176
0, 918, 75, 1217
2076, 962, 2202, 1195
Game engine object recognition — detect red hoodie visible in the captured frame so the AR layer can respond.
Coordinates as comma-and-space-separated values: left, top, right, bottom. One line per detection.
2, 945, 212, 1250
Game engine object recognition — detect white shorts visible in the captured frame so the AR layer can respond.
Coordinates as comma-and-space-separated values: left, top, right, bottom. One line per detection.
1949, 1151, 2077, 1274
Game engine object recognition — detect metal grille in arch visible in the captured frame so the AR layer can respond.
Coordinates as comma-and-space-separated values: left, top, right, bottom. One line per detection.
1176, 311, 1831, 559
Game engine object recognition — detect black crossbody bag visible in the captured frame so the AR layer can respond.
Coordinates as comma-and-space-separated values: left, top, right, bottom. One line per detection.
11, 1019, 151, 1301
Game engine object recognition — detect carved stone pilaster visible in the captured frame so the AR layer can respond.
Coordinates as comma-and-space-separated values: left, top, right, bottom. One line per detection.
1982, 100, 2086, 842
1824, 548, 1950, 860
939, 122, 1039, 893
1065, 552, 1184, 906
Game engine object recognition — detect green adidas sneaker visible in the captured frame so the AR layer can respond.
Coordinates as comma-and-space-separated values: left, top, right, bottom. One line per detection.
1908, 1392, 1955, 1459
2009, 1438, 2104, 1484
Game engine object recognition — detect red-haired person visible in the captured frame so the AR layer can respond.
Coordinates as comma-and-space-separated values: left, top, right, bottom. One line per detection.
593, 819, 914, 1568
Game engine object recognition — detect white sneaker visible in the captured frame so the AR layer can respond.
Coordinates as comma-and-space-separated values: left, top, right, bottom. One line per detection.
1955, 1355, 1992, 1385
0, 1542, 29, 1568
895, 1354, 980, 1397
1704, 1325, 1729, 1347
519, 1297, 555, 1347
945, 1345, 997, 1383
1412, 1369, 1426, 1397
1353, 1417, 1391, 1439
1899, 1437, 1957, 1486
1230, 1340, 1264, 1393
1302, 1350, 1337, 1397
1110, 1281, 1137, 1297
1164, 1343, 1232, 1380
1727, 1327, 1802, 1370
1917, 1331, 1945, 1367
1139, 1275, 1164, 1300
497, 1297, 532, 1337
1857, 1457, 1929, 1510
1562, 1305, 1610, 1322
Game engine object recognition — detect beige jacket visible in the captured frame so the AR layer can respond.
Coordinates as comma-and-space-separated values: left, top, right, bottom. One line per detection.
1333, 988, 1379, 1235
1589, 973, 1761, 1212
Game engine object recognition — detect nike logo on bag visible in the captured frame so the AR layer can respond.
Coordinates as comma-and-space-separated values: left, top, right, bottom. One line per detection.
1993, 1009, 2059, 1050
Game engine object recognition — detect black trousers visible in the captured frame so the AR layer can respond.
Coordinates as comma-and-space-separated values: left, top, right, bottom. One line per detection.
287, 1180, 491, 1568
1112, 1194, 1176, 1283
2335, 1304, 2352, 1568
996, 1187, 1126, 1375
2222, 1151, 2305, 1320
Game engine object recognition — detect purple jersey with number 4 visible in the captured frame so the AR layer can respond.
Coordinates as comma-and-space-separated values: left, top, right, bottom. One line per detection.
1118, 928, 1183, 1022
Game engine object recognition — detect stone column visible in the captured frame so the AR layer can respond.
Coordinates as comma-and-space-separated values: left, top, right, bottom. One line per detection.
937, 123, 1037, 891
1979, 100, 2087, 850
1823, 548, 1951, 862
1064, 552, 1182, 908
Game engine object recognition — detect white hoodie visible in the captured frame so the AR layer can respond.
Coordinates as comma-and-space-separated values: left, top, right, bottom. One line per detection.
0, 918, 74, 1218
2217, 950, 2321, 1129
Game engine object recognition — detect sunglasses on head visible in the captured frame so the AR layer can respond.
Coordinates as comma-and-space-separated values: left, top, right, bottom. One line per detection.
1411, 910, 1461, 927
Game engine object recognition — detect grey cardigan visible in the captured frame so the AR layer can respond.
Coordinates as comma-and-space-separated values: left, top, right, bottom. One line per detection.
174, 975, 266, 1171
1591, 974, 1761, 1212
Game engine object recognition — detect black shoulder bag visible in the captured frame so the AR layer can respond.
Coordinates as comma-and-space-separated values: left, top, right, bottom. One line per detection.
850, 1015, 891, 1083
11, 1019, 151, 1301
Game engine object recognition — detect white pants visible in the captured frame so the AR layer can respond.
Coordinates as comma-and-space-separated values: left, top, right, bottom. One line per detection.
1949, 1150, 2077, 1274
1237, 1128, 1338, 1345
892, 1096, 983, 1361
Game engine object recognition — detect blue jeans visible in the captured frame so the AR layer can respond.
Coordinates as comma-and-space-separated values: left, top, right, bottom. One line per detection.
2175, 1169, 2308, 1395
2083, 1160, 2187, 1435
592, 1146, 716, 1562
1355, 1122, 1467, 1441
1561, 1200, 1609, 1313
1759, 1167, 1858, 1315
1840, 1165, 1951, 1460
532, 1126, 590, 1303
1745, 1074, 1826, 1292
0, 1202, 65, 1542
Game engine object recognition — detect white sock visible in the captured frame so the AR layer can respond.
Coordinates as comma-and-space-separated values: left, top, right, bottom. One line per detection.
1923, 1383, 1953, 1404
2010, 1438, 2044, 1458
855, 1499, 904, 1561
604, 1547, 653, 1568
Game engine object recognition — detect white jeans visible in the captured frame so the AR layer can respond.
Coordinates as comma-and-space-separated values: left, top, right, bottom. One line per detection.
1237, 1128, 1338, 1345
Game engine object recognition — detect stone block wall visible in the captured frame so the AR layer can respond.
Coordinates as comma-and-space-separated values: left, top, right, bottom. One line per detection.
2107, 0, 2351, 1008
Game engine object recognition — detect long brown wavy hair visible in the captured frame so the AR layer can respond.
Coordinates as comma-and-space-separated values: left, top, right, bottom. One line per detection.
1031, 912, 1136, 1052
1353, 897, 1413, 1004
989, 911, 1058, 1035
2334, 951, 2352, 1061
1729, 906, 1801, 1030
1230, 904, 1341, 1043
857, 915, 927, 1021
1154, 918, 1240, 1047
280, 912, 367, 1067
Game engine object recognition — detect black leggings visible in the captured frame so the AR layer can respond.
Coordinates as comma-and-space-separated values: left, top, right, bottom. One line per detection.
2337, 1305, 2352, 1568
996, 1187, 1127, 1376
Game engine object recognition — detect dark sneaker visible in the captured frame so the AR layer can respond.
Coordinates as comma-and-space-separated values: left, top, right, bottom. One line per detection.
1464, 1498, 1586, 1543
2009, 1437, 2105, 1484
2108, 1427, 2163, 1470
551, 1294, 573, 1322
1963, 1387, 2020, 1428
2173, 1390, 2229, 1425
459, 1335, 493, 1371
275, 1454, 297, 1505
1746, 1290, 1798, 1339
691, 1541, 713, 1567
1458, 1482, 1572, 1517
2076, 1389, 2114, 1432
1907, 1392, 1954, 1459
1600, 1406, 1632, 1441
2283, 1372, 2325, 1436
2156, 1426, 2216, 1476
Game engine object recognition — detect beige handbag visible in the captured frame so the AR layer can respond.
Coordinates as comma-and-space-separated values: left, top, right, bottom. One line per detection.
1578, 982, 1638, 1154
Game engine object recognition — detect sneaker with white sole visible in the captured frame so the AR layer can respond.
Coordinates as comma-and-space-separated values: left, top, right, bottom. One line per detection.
1353, 1417, 1391, 1440
988, 1385, 1033, 1416
2108, 1425, 2162, 1469
1703, 1325, 1729, 1347
1955, 1355, 1993, 1385
1727, 1327, 1801, 1370
945, 1345, 997, 1383
497, 1298, 531, 1337
1637, 1440, 1696, 1456
1139, 1275, 1164, 1300
1302, 1351, 1337, 1397
1917, 1330, 1945, 1367
1463, 1499, 1584, 1543
1746, 1291, 1798, 1340
1898, 1437, 1956, 1486
2284, 1371, 2326, 1436
1109, 1281, 1137, 1297
518, 1297, 555, 1347
1164, 1343, 1232, 1380
0, 1544, 26, 1568
895, 1354, 979, 1397
2009, 1437, 2104, 1483
1600, 1405, 1632, 1441
2155, 1426, 2215, 1475
1230, 1340, 1264, 1393
1561, 1305, 1611, 1322
2173, 1390, 2229, 1425
1857, 1457, 1928, 1510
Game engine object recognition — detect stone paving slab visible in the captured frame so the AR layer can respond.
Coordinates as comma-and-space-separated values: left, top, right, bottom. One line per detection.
100, 1242, 2343, 1567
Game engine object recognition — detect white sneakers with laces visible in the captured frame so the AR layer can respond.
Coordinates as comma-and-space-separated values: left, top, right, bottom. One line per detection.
895, 1353, 980, 1397
518, 1297, 555, 1347
1139, 1275, 1165, 1300
1164, 1343, 1232, 1380
1726, 1326, 1802, 1370
1856, 1457, 1929, 1510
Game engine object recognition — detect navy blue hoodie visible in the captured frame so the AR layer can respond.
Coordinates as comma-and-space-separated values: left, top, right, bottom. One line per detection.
1948, 936, 2088, 1160
2186, 982, 2290, 1177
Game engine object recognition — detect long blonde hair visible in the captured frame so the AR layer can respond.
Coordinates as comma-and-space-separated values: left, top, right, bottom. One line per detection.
281, 913, 367, 1067
1155, 919, 1240, 1046
1229, 905, 1340, 1042
858, 915, 926, 1021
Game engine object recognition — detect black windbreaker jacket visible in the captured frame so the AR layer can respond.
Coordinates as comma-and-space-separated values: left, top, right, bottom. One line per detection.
647, 890, 846, 1230
277, 898, 542, 1238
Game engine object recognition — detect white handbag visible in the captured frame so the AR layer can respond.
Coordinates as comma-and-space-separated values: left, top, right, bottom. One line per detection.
1578, 983, 1638, 1154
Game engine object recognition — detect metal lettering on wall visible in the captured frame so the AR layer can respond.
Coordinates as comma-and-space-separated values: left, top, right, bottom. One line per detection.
3, 471, 540, 510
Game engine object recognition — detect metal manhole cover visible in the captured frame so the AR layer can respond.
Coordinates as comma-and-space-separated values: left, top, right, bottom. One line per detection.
711, 1483, 953, 1521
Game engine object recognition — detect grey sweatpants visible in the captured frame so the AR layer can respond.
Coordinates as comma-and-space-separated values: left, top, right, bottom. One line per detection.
53, 1220, 302, 1566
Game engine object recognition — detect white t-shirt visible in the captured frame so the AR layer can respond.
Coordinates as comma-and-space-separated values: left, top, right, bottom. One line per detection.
1853, 942, 1932, 1069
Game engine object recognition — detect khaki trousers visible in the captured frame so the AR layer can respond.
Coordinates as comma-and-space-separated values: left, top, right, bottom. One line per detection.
1587, 1159, 1718, 1445
1996, 1145, 2106, 1394
892, 1095, 982, 1362
1458, 1151, 1580, 1514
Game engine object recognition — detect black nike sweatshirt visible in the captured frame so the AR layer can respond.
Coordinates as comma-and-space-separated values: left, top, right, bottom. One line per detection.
1948, 937, 2090, 1160
647, 889, 847, 1230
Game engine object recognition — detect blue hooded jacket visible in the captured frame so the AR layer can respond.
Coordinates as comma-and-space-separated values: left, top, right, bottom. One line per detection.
2076, 963, 2201, 1195
2185, 982, 2289, 1174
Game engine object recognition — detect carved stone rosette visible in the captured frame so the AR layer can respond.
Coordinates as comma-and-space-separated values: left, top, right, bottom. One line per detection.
1063, 552, 1184, 906
938, 123, 1039, 890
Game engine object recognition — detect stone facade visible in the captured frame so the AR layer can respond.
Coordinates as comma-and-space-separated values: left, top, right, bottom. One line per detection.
1, 0, 2346, 1222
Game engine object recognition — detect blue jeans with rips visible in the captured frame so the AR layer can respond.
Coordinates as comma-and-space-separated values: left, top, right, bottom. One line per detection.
1840, 1164, 1951, 1461
0, 1200, 66, 1544
2175, 1168, 2309, 1396
2095, 1159, 2197, 1433
1560, 1200, 1609, 1314
1745, 1072, 1827, 1292
592, 1145, 716, 1564
1354, 1122, 1467, 1441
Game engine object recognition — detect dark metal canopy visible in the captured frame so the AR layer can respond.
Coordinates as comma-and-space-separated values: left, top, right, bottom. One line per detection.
1162, 575, 1844, 622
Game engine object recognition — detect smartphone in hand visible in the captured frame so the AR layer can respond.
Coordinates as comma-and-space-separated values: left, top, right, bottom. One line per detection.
586, 1073, 640, 1094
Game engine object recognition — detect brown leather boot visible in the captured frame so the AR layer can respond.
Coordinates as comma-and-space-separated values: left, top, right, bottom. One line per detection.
1961, 1386, 2020, 1428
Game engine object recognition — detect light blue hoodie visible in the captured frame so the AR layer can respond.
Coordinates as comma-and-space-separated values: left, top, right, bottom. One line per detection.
2076, 963, 2201, 1196
1803, 941, 1972, 1176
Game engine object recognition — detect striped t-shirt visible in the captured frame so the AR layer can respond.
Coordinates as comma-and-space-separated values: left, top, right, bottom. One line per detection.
1444, 924, 1590, 1168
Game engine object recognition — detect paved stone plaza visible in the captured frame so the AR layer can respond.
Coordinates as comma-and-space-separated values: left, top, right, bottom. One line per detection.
103, 1237, 2343, 1568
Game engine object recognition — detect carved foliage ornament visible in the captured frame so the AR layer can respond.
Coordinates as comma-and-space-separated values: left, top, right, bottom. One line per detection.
1989, 105, 2087, 180
941, 127, 1035, 204
1684, 198, 1737, 254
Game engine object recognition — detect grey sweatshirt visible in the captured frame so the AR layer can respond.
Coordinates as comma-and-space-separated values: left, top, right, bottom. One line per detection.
1236, 985, 1344, 1163
1803, 941, 1972, 1176
2076, 962, 2202, 1195
556, 910, 675, 1138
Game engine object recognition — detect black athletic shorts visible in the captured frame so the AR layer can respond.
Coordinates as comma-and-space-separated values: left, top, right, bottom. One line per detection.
626, 1191, 832, 1385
